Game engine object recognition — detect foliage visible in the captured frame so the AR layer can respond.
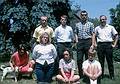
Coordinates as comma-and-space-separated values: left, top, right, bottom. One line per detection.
109, 2, 120, 34
0, 0, 72, 58
113, 48, 120, 62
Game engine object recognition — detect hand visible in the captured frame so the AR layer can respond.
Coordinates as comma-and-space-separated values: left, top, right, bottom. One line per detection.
112, 44, 116, 48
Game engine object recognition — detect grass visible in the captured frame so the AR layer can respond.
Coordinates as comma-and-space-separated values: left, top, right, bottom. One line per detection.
0, 51, 120, 84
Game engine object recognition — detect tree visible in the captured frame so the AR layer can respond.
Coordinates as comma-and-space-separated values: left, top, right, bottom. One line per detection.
0, 0, 72, 60
109, 2, 120, 34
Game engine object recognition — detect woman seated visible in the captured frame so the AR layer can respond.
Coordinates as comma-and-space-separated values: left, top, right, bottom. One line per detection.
56, 49, 80, 84
9, 44, 34, 75
82, 49, 102, 84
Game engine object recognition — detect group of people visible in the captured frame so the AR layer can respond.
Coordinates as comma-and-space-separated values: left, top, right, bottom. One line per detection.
9, 10, 118, 84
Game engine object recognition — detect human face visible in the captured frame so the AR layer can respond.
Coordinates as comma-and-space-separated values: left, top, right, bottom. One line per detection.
80, 12, 88, 22
100, 15, 107, 26
88, 53, 94, 62
40, 16, 48, 27
41, 33, 49, 44
63, 51, 70, 61
60, 17, 67, 26
18, 48, 25, 56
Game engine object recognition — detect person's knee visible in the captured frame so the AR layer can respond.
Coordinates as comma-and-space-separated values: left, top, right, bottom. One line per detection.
28, 68, 33, 72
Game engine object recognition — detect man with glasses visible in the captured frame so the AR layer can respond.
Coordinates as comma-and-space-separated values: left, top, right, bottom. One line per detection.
74, 10, 95, 78
95, 15, 118, 80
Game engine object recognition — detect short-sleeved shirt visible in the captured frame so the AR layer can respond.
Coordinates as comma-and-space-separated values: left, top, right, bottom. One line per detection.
82, 59, 101, 70
59, 58, 76, 73
33, 25, 54, 42
75, 21, 94, 39
54, 25, 74, 42
95, 24, 118, 42
32, 44, 57, 65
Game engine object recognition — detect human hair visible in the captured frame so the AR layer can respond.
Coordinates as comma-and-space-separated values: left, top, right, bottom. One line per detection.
88, 48, 96, 57
99, 15, 107, 20
39, 32, 50, 44
61, 15, 68, 19
63, 48, 73, 59
17, 44, 26, 52
80, 10, 88, 15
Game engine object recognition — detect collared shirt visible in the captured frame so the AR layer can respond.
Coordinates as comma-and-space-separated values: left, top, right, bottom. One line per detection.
82, 59, 101, 70
33, 25, 54, 42
95, 24, 118, 42
32, 44, 57, 65
54, 25, 74, 43
59, 58, 76, 73
75, 21, 94, 39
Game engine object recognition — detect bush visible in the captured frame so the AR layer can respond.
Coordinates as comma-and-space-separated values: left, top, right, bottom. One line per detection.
113, 48, 120, 62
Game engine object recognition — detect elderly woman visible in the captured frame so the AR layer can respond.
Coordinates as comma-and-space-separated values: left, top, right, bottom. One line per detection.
32, 32, 57, 83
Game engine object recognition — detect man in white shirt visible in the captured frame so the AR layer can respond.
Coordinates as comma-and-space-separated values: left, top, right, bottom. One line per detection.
54, 15, 75, 75
95, 15, 118, 79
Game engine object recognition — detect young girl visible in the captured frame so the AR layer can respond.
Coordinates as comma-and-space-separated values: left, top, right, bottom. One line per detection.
56, 49, 80, 84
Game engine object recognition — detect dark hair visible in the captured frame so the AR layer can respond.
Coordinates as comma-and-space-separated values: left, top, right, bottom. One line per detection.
17, 44, 26, 52
61, 15, 68, 19
99, 15, 107, 20
63, 48, 73, 59
80, 10, 88, 15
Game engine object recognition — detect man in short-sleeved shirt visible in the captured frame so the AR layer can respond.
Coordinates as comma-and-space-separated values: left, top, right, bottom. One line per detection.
95, 15, 118, 79
32, 16, 54, 43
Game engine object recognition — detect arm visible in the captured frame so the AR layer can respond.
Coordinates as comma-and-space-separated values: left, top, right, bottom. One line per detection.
9, 56, 15, 70
112, 34, 118, 48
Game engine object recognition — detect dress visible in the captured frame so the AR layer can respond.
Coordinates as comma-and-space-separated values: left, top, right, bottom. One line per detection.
11, 51, 32, 73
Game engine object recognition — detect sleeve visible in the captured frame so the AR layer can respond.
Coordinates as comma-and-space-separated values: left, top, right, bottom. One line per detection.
82, 61, 88, 70
33, 28, 38, 39
51, 44, 57, 59
59, 59, 63, 69
97, 61, 102, 70
32, 46, 38, 60
112, 26, 118, 36
54, 28, 58, 41
72, 60, 76, 71
50, 28, 54, 38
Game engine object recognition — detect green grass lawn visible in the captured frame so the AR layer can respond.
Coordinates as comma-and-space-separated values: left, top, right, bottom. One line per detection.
0, 51, 120, 84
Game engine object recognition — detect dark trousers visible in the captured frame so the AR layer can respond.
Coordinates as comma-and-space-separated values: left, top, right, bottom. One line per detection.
35, 63, 54, 83
97, 42, 114, 77
77, 38, 92, 77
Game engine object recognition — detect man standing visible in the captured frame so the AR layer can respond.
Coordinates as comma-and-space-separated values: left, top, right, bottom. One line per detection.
54, 15, 74, 60
32, 16, 54, 46
95, 15, 118, 79
74, 10, 95, 78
